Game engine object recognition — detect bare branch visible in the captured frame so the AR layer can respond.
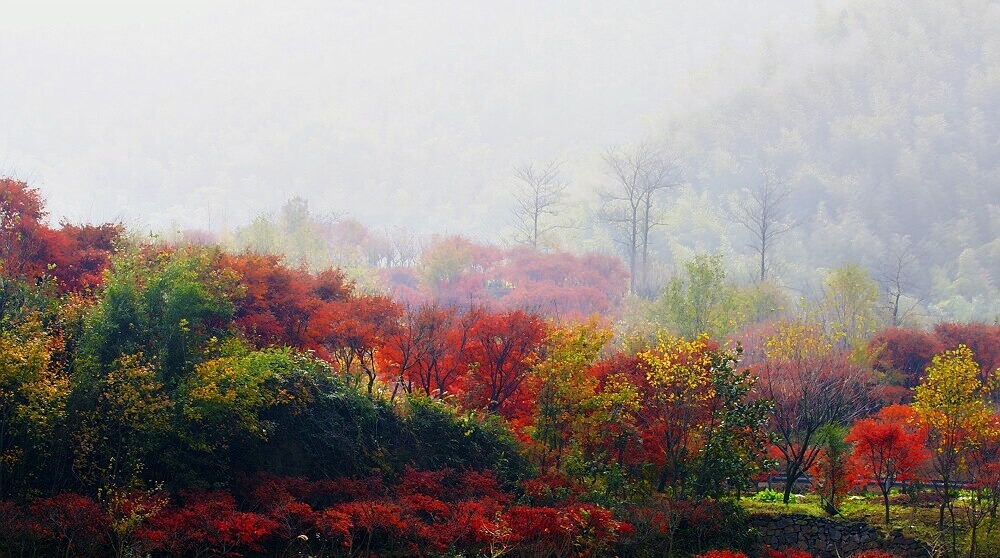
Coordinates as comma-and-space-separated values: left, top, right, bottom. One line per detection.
876, 237, 923, 327
598, 141, 682, 296
727, 168, 800, 283
510, 160, 569, 250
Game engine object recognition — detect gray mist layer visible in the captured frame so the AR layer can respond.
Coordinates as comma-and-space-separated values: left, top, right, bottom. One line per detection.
1, 0, 825, 234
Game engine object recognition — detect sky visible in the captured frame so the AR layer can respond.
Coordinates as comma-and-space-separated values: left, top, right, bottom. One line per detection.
0, 0, 836, 237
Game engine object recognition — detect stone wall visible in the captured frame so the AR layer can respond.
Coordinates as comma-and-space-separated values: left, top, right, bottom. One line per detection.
750, 514, 931, 558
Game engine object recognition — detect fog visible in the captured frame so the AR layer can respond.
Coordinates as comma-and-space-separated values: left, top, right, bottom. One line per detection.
1, 0, 826, 234
3, 0, 999, 322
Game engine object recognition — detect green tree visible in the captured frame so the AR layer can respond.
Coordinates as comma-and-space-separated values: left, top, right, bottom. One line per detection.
655, 253, 742, 340
79, 247, 237, 384
639, 334, 771, 498
816, 264, 880, 352
530, 319, 612, 471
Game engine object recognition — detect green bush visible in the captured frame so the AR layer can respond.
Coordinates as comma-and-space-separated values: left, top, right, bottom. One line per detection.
754, 488, 782, 503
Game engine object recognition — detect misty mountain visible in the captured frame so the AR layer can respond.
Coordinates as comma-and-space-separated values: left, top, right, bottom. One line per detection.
658, 0, 1000, 321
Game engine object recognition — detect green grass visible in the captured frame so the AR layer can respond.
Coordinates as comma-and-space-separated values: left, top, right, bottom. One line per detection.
741, 490, 1000, 557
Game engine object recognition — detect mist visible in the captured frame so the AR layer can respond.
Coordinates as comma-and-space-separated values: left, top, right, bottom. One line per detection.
2, 0, 827, 234
3, 0, 998, 322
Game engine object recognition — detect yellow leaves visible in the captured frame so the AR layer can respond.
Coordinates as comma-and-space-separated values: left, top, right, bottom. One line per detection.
764, 320, 831, 362
913, 344, 994, 443
639, 332, 715, 404
0, 316, 69, 440
180, 348, 310, 442
102, 355, 171, 434
534, 319, 610, 389
183, 355, 274, 436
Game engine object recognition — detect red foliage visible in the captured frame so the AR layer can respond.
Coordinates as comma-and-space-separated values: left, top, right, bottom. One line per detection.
314, 507, 352, 548
696, 551, 749, 558
0, 500, 45, 555
754, 340, 875, 503
0, 178, 50, 279
932, 323, 1000, 386
763, 547, 817, 558
0, 179, 120, 292
497, 248, 628, 319
379, 303, 480, 399
28, 493, 109, 557
310, 293, 401, 388
222, 253, 327, 348
504, 503, 626, 558
378, 236, 628, 319
47, 222, 123, 292
137, 490, 277, 556
846, 404, 930, 505
464, 309, 546, 417
869, 328, 943, 389
331, 501, 405, 554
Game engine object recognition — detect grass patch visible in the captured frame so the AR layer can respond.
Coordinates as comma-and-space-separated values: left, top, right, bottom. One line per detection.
742, 490, 1000, 557
740, 493, 826, 517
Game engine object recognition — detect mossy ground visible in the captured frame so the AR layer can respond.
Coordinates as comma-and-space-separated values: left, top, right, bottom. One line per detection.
741, 490, 1000, 557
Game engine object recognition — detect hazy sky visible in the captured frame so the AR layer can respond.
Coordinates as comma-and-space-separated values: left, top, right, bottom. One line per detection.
1, 1, 834, 236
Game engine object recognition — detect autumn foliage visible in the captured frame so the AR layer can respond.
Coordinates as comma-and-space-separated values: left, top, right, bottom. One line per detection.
3, 181, 1000, 557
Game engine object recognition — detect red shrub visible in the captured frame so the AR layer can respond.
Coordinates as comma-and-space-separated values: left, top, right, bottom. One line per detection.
0, 500, 45, 555
314, 508, 353, 548
696, 551, 749, 558
29, 493, 109, 557
137, 490, 278, 556
332, 501, 405, 554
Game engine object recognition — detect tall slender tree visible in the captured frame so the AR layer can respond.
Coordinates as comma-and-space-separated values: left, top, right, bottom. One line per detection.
510, 160, 568, 250
728, 169, 797, 283
599, 142, 681, 296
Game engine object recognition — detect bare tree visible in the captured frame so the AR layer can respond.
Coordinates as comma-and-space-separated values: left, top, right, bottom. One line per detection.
510, 160, 568, 250
877, 237, 922, 327
729, 169, 798, 283
599, 142, 681, 296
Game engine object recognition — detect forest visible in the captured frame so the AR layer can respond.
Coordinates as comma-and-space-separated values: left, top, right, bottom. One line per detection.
2, 0, 1000, 557
0, 172, 997, 558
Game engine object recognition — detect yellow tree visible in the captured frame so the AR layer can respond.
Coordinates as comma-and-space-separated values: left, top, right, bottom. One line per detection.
74, 354, 172, 490
638, 333, 772, 501
816, 264, 881, 352
639, 334, 716, 496
530, 318, 612, 471
913, 344, 994, 540
0, 317, 68, 498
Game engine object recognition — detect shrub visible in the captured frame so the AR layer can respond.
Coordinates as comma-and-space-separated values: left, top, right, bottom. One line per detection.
754, 488, 783, 502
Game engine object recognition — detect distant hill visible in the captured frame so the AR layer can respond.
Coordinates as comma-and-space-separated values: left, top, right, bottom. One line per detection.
660, 0, 1000, 322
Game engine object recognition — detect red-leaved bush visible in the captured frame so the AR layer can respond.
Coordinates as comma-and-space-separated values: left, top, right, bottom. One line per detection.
136, 490, 277, 557
696, 551, 749, 558
29, 493, 109, 558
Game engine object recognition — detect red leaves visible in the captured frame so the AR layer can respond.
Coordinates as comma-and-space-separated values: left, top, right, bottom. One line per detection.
763, 548, 817, 558
0, 469, 630, 557
504, 503, 627, 557
28, 493, 109, 557
378, 237, 628, 319
0, 179, 121, 292
696, 551, 750, 558
464, 309, 546, 416
137, 490, 278, 556
846, 404, 930, 524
